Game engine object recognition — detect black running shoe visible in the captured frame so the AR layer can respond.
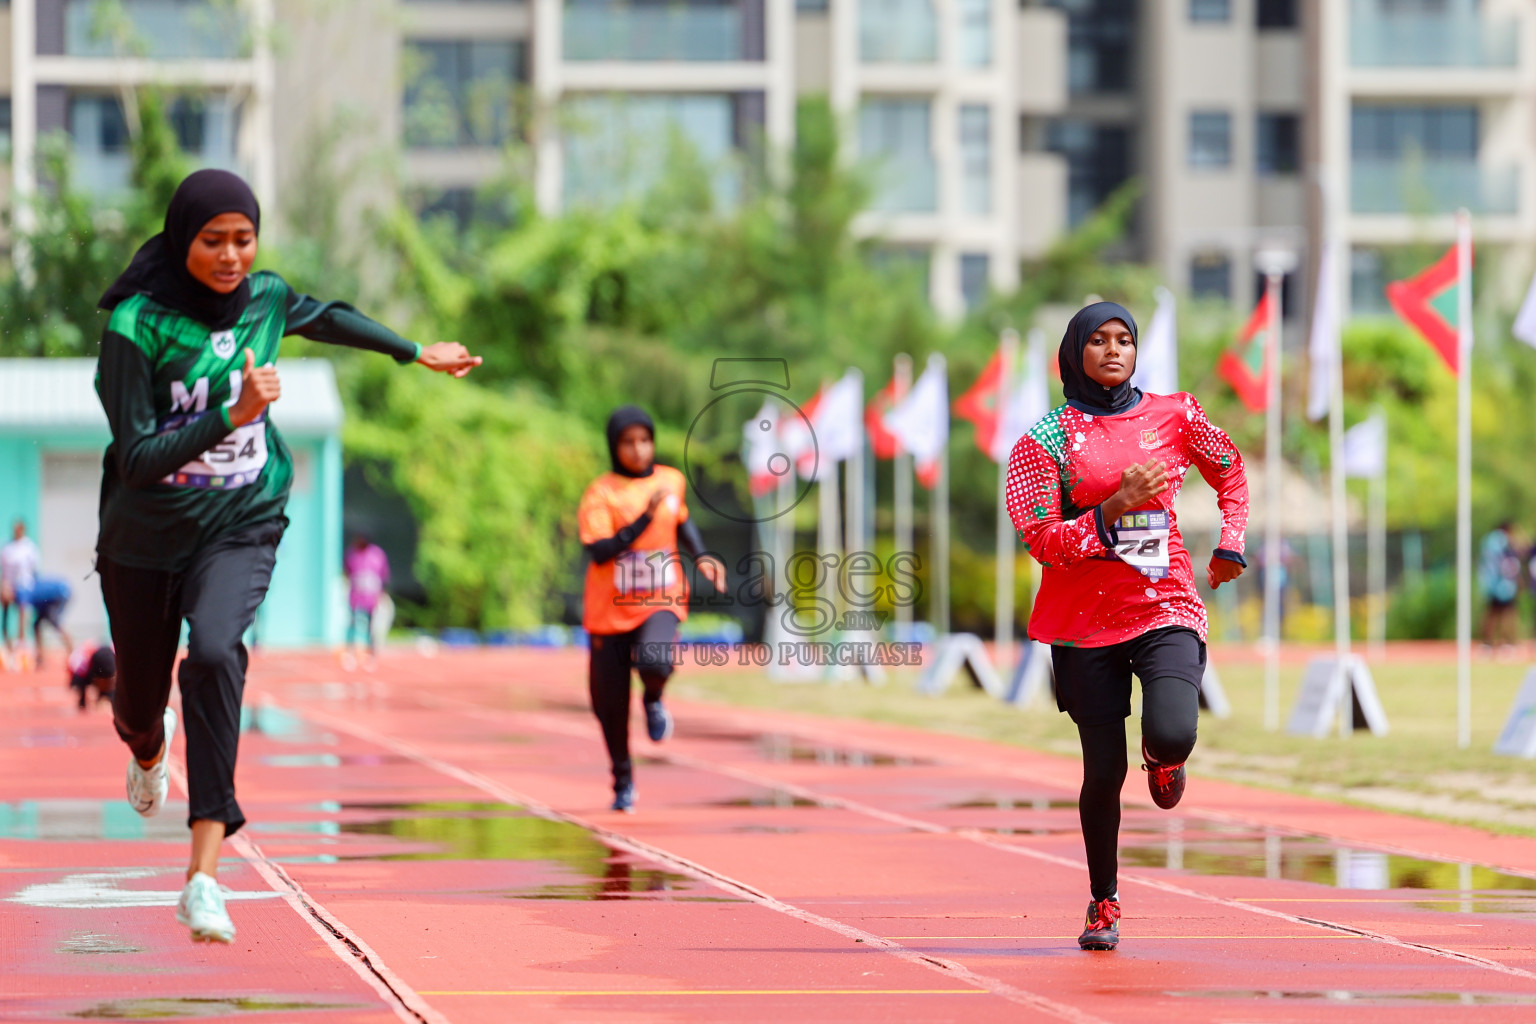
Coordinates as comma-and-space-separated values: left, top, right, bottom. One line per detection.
1142, 739, 1187, 809
644, 700, 674, 743
611, 781, 635, 813
1078, 898, 1121, 951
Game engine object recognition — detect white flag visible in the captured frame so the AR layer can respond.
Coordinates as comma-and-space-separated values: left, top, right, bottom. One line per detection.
1342, 413, 1386, 480
796, 371, 864, 480
1135, 287, 1178, 396
1308, 239, 1341, 422
884, 354, 948, 473
993, 330, 1051, 461
742, 399, 783, 498
1515, 268, 1536, 348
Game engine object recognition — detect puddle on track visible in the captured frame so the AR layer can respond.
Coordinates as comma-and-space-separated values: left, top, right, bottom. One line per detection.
708, 789, 820, 809
0, 800, 189, 842
756, 735, 932, 767
69, 996, 366, 1019
57, 932, 144, 955
1164, 989, 1536, 1006
294, 801, 735, 902
944, 796, 1081, 811
1122, 829, 1536, 905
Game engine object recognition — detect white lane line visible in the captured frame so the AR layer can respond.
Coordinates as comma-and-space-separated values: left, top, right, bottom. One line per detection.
297, 706, 1113, 1024
165, 757, 449, 1024
652, 748, 1536, 984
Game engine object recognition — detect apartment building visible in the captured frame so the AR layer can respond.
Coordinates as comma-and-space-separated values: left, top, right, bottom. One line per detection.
3, 0, 1528, 321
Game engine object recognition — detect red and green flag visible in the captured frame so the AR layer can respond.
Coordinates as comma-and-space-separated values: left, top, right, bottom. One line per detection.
1219, 291, 1273, 413
1386, 244, 1467, 373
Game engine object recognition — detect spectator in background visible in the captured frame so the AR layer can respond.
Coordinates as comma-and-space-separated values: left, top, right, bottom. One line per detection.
1, 520, 38, 650
68, 643, 116, 711
25, 576, 75, 670
1480, 521, 1522, 653
344, 534, 390, 663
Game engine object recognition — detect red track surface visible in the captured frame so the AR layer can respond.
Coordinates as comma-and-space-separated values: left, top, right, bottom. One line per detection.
6, 647, 1536, 1022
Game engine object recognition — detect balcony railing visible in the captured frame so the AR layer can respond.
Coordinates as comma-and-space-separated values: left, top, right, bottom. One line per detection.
1350, 4, 1518, 69
869, 154, 937, 214
1351, 159, 1519, 216
564, 2, 745, 62
860, 0, 938, 63
65, 0, 248, 60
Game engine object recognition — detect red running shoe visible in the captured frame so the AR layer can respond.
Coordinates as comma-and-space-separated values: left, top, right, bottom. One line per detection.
1078, 897, 1120, 950
1142, 739, 1187, 809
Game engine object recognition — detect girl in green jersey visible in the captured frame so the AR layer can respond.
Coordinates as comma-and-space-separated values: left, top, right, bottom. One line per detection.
95, 169, 480, 943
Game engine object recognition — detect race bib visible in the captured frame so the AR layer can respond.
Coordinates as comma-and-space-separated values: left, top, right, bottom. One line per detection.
614, 549, 678, 598
159, 412, 269, 490
1112, 510, 1171, 580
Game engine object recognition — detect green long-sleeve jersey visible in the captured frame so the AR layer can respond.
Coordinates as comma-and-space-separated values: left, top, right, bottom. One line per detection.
95, 270, 422, 571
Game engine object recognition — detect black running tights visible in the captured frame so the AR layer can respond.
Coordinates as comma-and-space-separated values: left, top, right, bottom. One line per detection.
588, 611, 680, 788
1076, 677, 1199, 900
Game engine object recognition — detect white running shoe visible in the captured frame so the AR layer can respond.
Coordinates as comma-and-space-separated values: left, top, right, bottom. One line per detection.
176, 871, 236, 944
126, 707, 177, 817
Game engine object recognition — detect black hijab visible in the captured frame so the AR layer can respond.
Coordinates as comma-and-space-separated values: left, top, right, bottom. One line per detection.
1058, 301, 1142, 415
606, 406, 656, 478
99, 169, 262, 330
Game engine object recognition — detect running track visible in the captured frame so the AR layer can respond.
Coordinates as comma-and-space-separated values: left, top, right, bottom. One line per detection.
6, 648, 1536, 1022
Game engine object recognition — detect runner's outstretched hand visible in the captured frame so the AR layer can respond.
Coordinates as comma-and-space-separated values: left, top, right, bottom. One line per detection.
1100, 458, 1169, 522
697, 555, 728, 593
228, 349, 281, 428
1207, 555, 1244, 589
417, 342, 482, 378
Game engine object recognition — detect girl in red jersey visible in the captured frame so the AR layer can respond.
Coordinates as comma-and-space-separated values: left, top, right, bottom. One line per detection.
1006, 302, 1249, 952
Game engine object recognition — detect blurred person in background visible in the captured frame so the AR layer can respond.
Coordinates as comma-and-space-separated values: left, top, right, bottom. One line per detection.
344, 534, 390, 666
1, 520, 39, 651
1480, 520, 1522, 653
24, 575, 75, 669
578, 406, 726, 813
93, 168, 481, 945
68, 643, 117, 712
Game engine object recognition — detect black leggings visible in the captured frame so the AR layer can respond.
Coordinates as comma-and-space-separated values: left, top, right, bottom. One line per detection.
99, 518, 283, 837
1052, 627, 1204, 901
588, 611, 680, 787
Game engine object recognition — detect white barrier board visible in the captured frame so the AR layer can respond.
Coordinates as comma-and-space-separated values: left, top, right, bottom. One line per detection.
1494, 667, 1536, 758
1287, 654, 1388, 738
917, 633, 1003, 699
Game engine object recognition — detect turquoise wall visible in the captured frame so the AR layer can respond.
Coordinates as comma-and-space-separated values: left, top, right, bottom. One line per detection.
0, 430, 341, 648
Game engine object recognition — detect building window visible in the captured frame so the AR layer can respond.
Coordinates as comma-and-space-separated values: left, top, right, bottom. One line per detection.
1252, 269, 1296, 319
1189, 0, 1230, 23
1047, 118, 1133, 226
563, 93, 740, 208
1188, 110, 1232, 168
859, 98, 936, 212
69, 92, 238, 195
1350, 104, 1478, 160
564, 0, 754, 62
0, 97, 12, 154
1256, 0, 1298, 29
960, 253, 990, 310
403, 40, 525, 149
860, 0, 937, 63
1190, 252, 1232, 301
796, 0, 828, 9
871, 246, 932, 305
959, 104, 991, 216
958, 0, 990, 67
1256, 113, 1300, 175
1047, 0, 1135, 96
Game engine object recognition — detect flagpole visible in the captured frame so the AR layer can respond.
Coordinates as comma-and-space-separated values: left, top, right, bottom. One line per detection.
1368, 410, 1387, 658
846, 369, 866, 560
1326, 235, 1352, 737
1261, 262, 1288, 732
893, 354, 914, 638
995, 330, 1020, 672
1456, 209, 1473, 750
933, 354, 951, 638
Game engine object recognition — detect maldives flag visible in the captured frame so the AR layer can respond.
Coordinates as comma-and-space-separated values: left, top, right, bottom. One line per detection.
953, 349, 1004, 458
1218, 292, 1272, 413
1386, 244, 1465, 373
865, 377, 902, 459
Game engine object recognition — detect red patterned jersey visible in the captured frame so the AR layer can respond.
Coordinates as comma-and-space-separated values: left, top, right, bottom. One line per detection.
1005, 392, 1249, 647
